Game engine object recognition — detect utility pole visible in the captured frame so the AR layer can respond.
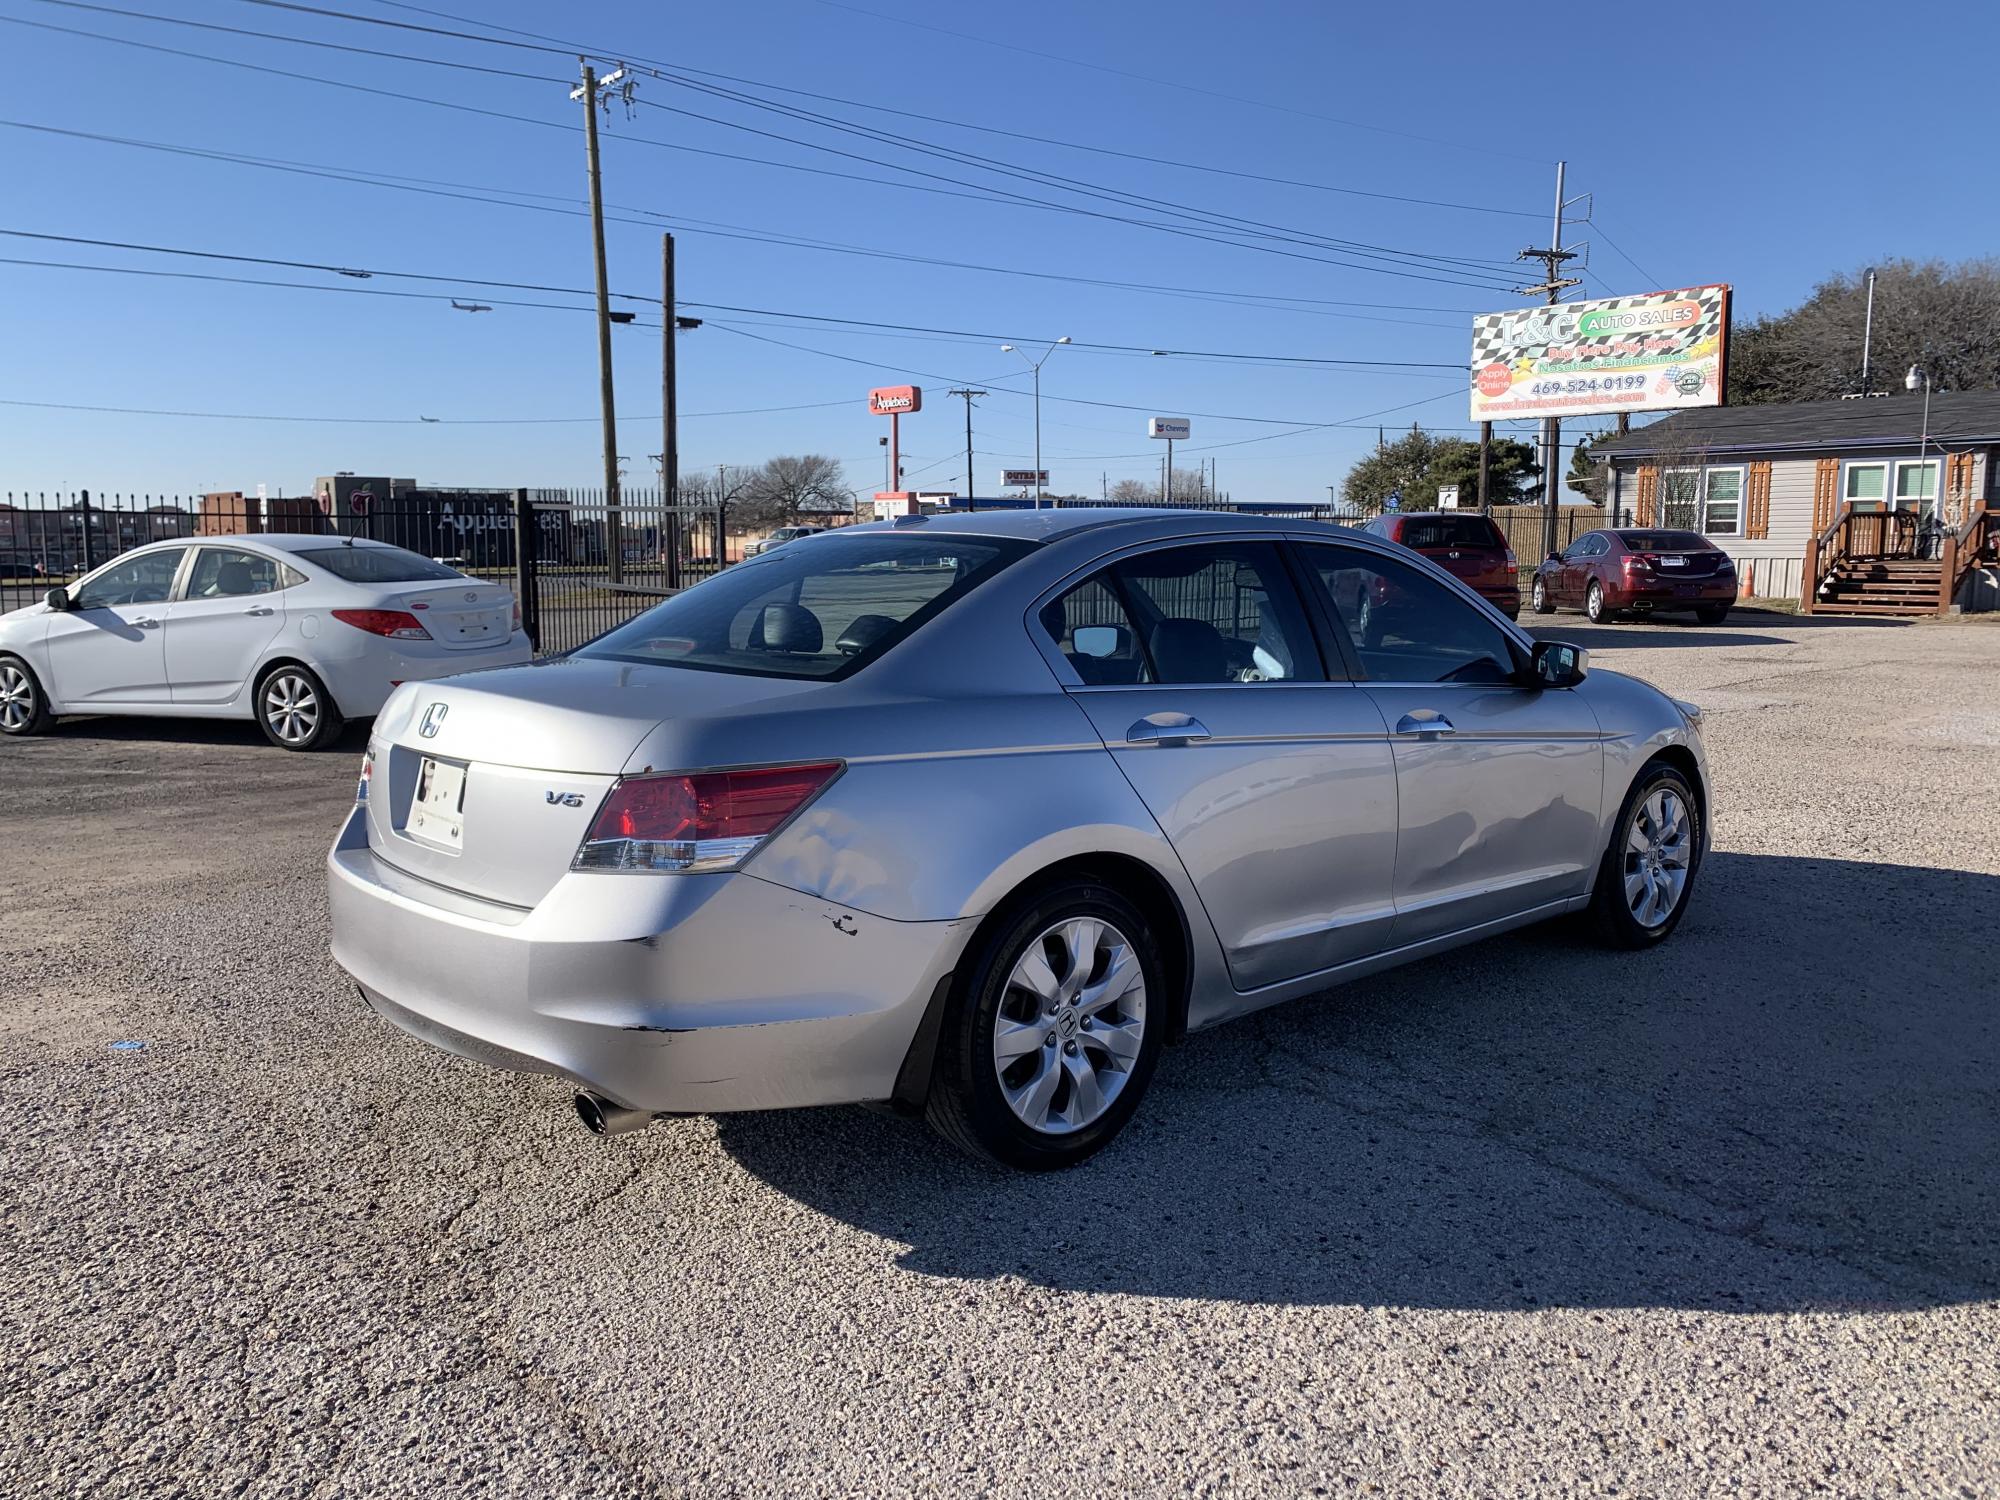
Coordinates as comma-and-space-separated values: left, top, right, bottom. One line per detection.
661, 233, 678, 588
573, 60, 630, 583
714, 462, 728, 568
1860, 267, 1877, 394
1515, 159, 1583, 562
1478, 421, 1493, 515
948, 387, 986, 509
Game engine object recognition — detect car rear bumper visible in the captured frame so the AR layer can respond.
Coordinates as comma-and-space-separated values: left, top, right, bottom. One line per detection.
1605, 580, 1738, 608
314, 632, 533, 718
326, 806, 967, 1114
1477, 584, 1521, 615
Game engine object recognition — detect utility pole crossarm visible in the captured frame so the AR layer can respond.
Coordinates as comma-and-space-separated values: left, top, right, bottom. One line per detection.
948, 388, 986, 511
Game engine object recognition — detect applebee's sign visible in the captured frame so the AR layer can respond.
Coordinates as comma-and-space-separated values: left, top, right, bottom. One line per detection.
868, 385, 922, 415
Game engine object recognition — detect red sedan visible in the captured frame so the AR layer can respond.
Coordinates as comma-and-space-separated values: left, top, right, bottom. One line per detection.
1531, 529, 1738, 624
1359, 511, 1520, 619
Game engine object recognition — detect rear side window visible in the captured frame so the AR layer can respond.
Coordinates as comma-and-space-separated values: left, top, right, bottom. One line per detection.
579, 533, 1028, 679
296, 545, 467, 584
186, 547, 285, 598
1395, 515, 1504, 550
1042, 542, 1324, 686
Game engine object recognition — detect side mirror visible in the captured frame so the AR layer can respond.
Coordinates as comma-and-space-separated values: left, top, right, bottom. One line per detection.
1545, 551, 1562, 563
44, 587, 69, 611
1531, 639, 1588, 688
1072, 624, 1125, 659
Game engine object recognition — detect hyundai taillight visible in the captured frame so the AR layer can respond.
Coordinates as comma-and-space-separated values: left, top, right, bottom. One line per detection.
332, 608, 431, 640
573, 762, 842, 873
356, 746, 374, 805
511, 596, 522, 630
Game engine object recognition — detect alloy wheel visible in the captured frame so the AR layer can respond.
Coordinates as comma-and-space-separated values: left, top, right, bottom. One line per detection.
1531, 577, 1547, 611
264, 672, 320, 746
1623, 786, 1692, 928
0, 663, 34, 731
992, 916, 1147, 1135
1587, 581, 1606, 622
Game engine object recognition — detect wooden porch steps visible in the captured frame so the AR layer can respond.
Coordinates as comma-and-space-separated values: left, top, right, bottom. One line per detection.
1815, 558, 1945, 617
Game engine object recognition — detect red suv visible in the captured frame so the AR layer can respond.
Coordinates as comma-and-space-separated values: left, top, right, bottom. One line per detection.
1361, 511, 1519, 619
1530, 529, 1737, 624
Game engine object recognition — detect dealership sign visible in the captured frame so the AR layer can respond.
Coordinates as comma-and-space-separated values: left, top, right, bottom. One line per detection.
868, 385, 922, 415
1147, 416, 1192, 439
1001, 469, 1050, 487
1468, 284, 1731, 423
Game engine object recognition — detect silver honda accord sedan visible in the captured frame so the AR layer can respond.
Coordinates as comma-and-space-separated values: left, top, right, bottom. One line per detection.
328, 508, 1708, 1169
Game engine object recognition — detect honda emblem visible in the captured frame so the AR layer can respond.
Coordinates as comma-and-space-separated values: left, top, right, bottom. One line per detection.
419, 702, 448, 738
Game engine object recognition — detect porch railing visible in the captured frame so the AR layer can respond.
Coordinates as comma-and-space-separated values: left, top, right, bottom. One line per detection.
1941, 501, 1992, 616
1802, 504, 1927, 614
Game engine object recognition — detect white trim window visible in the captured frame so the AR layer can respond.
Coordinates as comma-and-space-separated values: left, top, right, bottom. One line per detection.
1893, 459, 1939, 517
1701, 466, 1743, 536
1843, 462, 1888, 512
1661, 464, 1742, 536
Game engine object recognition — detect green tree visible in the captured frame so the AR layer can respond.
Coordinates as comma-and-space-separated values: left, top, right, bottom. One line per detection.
1566, 430, 1613, 504
1725, 258, 2000, 405
1341, 427, 1539, 514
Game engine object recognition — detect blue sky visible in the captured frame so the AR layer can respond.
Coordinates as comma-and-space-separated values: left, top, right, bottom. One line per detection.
5, 0, 1997, 502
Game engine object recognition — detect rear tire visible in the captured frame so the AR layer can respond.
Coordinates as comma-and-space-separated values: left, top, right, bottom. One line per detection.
1585, 580, 1612, 623
1694, 604, 1729, 625
254, 663, 343, 751
0, 655, 54, 736
1530, 576, 1553, 614
926, 879, 1165, 1171
1588, 761, 1702, 949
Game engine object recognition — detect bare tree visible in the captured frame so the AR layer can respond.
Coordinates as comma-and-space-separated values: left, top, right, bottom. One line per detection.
731, 455, 854, 532
1107, 478, 1153, 503
1727, 258, 2000, 404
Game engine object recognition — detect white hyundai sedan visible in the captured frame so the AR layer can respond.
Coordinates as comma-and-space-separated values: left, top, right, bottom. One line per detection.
0, 535, 529, 749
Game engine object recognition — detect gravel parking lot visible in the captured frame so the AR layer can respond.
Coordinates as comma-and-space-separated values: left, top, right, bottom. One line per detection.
3, 612, 1996, 1498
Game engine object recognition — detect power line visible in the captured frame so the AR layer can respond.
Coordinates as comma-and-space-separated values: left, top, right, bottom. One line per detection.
22, 0, 1527, 290
801, 0, 1552, 166
3, 120, 1485, 327
1587, 224, 1664, 290
0, 229, 1472, 369
0, 395, 853, 424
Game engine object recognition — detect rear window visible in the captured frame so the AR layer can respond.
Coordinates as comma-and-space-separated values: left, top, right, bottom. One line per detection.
577, 532, 1030, 679
296, 545, 467, 583
1395, 515, 1504, 550
1616, 530, 1710, 552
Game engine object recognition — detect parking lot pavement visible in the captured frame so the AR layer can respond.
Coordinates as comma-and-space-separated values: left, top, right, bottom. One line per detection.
2, 614, 1996, 1497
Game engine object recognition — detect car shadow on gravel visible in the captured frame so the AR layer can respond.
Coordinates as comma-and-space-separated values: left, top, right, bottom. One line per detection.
718, 852, 1999, 1313
1526, 613, 1909, 653
32, 716, 369, 750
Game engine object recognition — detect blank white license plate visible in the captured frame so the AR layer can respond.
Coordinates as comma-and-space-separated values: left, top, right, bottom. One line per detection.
1659, 557, 1686, 567
408, 756, 467, 849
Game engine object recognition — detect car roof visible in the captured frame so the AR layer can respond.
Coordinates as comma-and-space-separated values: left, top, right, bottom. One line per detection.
838, 506, 1366, 545
121, 533, 402, 555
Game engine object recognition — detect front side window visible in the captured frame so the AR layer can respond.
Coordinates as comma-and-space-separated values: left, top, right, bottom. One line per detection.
1702, 468, 1743, 537
296, 545, 466, 584
580, 533, 1027, 680
1844, 463, 1887, 513
186, 547, 285, 598
72, 548, 184, 610
1304, 545, 1519, 686
1106, 543, 1323, 685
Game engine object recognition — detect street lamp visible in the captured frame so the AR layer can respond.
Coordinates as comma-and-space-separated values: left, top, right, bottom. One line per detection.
1001, 336, 1070, 508
1906, 364, 1936, 552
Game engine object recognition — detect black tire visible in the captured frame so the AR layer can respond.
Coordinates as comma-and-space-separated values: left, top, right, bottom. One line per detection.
1587, 760, 1703, 949
1694, 604, 1729, 625
0, 654, 55, 736
254, 662, 344, 751
1530, 575, 1553, 614
1585, 580, 1612, 623
926, 878, 1166, 1171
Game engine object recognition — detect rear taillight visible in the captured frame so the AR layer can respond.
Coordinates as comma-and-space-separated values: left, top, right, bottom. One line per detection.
356, 746, 374, 805
1504, 548, 1518, 575
511, 596, 522, 630
1622, 554, 1648, 574
573, 762, 842, 873
332, 608, 431, 640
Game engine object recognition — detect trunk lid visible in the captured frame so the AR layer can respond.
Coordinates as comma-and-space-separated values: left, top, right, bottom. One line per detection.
1632, 548, 1725, 578
363, 657, 827, 907
391, 581, 514, 650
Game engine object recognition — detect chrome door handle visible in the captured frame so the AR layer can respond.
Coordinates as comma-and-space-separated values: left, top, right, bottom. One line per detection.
243, 606, 275, 616
133, 617, 161, 629
1126, 712, 1212, 746
1395, 712, 1454, 737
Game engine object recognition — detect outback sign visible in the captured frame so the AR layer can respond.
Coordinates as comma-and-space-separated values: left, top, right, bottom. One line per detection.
868, 385, 922, 415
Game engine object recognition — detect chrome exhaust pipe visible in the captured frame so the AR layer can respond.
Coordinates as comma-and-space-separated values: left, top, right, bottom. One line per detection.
573, 1090, 654, 1137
